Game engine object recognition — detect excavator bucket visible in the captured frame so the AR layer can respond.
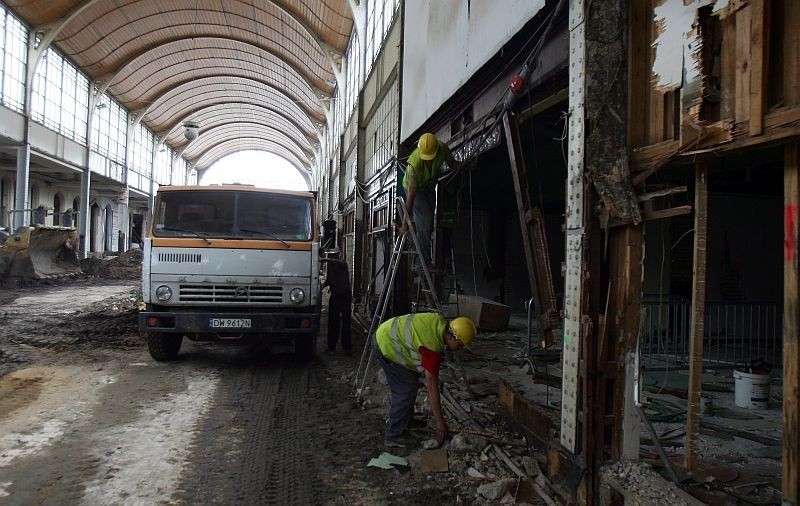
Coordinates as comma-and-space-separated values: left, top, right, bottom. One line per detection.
0, 226, 81, 279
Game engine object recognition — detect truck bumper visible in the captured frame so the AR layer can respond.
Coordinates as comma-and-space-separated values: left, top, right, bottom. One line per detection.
139, 310, 320, 338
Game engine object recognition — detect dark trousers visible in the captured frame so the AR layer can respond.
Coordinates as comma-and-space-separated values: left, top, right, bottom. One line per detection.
411, 188, 436, 269
327, 293, 352, 351
377, 351, 421, 439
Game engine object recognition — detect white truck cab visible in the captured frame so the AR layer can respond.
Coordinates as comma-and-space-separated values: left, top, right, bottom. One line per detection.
138, 185, 321, 360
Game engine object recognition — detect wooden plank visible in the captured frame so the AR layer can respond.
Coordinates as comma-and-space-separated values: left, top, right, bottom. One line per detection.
735, 4, 752, 123
783, 142, 800, 504
610, 225, 644, 461
720, 14, 737, 119
786, 1, 800, 106
685, 160, 709, 472
749, 0, 767, 136
628, 0, 649, 147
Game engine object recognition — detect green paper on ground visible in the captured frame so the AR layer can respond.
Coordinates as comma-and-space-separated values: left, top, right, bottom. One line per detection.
367, 452, 408, 469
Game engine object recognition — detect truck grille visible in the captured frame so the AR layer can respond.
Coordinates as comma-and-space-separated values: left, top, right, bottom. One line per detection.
179, 284, 283, 303
159, 252, 202, 263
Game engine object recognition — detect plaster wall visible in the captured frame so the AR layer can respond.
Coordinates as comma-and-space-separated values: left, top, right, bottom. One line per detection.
401, 0, 545, 141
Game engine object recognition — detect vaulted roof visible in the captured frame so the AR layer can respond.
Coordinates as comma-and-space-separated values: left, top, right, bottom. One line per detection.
6, 0, 354, 181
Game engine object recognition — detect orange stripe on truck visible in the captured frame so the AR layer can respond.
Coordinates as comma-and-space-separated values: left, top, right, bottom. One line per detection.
150, 237, 313, 250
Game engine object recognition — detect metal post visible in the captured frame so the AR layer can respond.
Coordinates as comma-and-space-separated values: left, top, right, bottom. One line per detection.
79, 167, 91, 258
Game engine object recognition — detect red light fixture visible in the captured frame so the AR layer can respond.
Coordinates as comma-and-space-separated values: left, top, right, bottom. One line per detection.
510, 75, 525, 95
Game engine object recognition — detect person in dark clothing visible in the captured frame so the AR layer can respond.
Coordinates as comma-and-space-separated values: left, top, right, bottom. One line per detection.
321, 248, 352, 355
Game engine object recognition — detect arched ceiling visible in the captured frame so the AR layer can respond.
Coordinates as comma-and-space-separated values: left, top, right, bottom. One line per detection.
7, 0, 354, 180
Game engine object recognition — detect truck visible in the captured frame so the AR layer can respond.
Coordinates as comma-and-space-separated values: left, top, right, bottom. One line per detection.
138, 185, 321, 361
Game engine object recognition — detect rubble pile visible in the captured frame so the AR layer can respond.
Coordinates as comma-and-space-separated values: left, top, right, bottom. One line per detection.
81, 248, 143, 279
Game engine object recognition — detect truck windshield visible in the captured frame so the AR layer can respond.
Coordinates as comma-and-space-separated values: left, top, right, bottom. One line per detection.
153, 190, 313, 241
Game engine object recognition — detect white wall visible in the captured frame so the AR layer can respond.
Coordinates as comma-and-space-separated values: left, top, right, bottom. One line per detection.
401, 0, 545, 141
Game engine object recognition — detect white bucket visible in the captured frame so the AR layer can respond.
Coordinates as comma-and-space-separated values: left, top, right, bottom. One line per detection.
733, 370, 770, 409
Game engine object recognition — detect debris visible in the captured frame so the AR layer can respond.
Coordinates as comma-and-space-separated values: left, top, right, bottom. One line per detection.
420, 448, 448, 473
367, 452, 408, 470
421, 439, 440, 450
477, 478, 516, 501
450, 433, 487, 453
500, 491, 516, 503
521, 456, 543, 477
467, 467, 486, 479
750, 446, 782, 460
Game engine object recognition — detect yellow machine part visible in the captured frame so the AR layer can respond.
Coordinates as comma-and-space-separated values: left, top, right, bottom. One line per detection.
0, 226, 81, 279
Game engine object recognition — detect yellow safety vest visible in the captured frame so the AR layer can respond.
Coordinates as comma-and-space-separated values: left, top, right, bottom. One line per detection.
376, 312, 446, 372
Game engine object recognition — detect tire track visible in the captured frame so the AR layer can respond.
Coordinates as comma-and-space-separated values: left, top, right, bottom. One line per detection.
177, 356, 323, 505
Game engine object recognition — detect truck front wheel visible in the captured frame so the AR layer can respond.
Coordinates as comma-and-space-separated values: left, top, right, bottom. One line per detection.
146, 332, 183, 361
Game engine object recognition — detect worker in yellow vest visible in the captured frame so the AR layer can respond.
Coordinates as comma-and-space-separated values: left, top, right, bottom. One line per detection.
399, 132, 462, 270
375, 312, 477, 448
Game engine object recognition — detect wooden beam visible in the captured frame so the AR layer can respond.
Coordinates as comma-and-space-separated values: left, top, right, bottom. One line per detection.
628, 0, 649, 148
607, 205, 693, 228
720, 14, 737, 119
786, 1, 800, 106
749, 0, 767, 136
783, 142, 800, 504
610, 225, 643, 460
735, 4, 753, 123
630, 105, 800, 179
503, 111, 558, 347
518, 88, 569, 123
685, 160, 709, 472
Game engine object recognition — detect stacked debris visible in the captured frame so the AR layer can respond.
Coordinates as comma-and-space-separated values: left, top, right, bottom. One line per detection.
354, 352, 562, 504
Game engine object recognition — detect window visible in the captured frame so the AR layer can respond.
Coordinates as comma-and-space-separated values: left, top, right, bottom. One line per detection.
131, 123, 155, 179
1, 8, 28, 112
153, 147, 173, 186
31, 47, 90, 144
344, 29, 361, 118
91, 94, 128, 164
53, 193, 62, 226
365, 80, 399, 177
154, 190, 312, 241
365, 0, 400, 75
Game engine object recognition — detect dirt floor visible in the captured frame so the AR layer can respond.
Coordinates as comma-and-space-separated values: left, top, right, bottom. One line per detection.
0, 256, 548, 505
4, 252, 780, 504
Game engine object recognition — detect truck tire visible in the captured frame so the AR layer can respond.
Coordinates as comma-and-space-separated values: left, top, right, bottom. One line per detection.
295, 333, 316, 361
146, 332, 183, 361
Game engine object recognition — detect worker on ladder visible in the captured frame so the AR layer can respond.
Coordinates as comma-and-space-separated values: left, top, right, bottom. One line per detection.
375, 313, 477, 448
399, 132, 462, 270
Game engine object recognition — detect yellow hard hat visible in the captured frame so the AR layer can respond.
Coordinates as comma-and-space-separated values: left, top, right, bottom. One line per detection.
449, 317, 477, 351
417, 133, 439, 161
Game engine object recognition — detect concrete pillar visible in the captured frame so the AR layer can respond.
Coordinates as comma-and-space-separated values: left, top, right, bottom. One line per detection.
13, 144, 30, 230
79, 168, 91, 258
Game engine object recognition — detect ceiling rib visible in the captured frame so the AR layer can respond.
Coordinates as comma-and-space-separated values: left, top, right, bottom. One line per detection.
7, 0, 354, 180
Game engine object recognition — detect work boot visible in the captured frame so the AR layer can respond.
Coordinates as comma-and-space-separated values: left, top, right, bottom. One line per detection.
384, 434, 418, 449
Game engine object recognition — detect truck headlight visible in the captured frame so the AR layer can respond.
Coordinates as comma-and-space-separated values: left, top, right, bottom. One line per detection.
289, 288, 306, 303
156, 285, 173, 302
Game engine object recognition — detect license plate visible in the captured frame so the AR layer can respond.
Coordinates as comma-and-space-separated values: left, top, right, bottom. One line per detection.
209, 318, 251, 329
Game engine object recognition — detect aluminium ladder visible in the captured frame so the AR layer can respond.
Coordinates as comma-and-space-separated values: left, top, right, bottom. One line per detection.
353, 197, 440, 400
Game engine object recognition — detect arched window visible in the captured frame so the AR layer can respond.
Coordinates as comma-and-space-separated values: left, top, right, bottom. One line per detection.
72, 198, 79, 227
30, 184, 40, 224
53, 193, 62, 226
0, 178, 7, 227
